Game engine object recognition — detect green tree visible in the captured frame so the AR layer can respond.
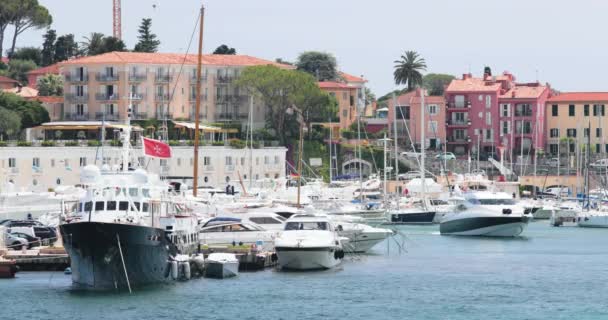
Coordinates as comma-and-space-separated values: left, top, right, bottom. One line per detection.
40, 29, 56, 66
422, 73, 455, 96
37, 73, 63, 96
133, 18, 160, 53
80, 32, 105, 56
10, 46, 41, 65
296, 51, 338, 81
0, 1, 19, 59
0, 92, 49, 128
54, 34, 78, 62
393, 50, 427, 91
236, 65, 335, 145
0, 107, 21, 140
6, 59, 37, 84
101, 36, 127, 53
275, 58, 293, 65
213, 44, 236, 55
8, 0, 52, 58
364, 87, 376, 106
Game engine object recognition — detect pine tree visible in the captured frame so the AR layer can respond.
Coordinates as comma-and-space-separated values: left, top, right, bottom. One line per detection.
133, 18, 160, 53
54, 34, 78, 62
41, 29, 56, 66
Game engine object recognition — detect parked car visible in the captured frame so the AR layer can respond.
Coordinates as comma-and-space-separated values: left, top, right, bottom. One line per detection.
546, 158, 560, 167
590, 159, 608, 168
5, 233, 29, 250
10, 232, 41, 248
2, 220, 57, 244
435, 152, 456, 160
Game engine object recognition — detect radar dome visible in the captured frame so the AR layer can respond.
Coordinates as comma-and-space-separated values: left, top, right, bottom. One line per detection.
80, 165, 101, 184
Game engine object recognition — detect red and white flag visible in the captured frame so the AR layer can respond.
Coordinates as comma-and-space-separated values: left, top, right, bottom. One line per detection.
142, 137, 172, 159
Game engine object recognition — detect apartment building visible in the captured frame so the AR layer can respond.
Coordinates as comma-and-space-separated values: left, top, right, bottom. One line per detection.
0, 146, 286, 191
444, 72, 550, 159
59, 52, 290, 128
387, 88, 446, 149
545, 92, 608, 156
318, 72, 367, 130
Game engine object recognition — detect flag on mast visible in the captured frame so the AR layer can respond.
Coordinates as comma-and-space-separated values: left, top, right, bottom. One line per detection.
142, 137, 172, 159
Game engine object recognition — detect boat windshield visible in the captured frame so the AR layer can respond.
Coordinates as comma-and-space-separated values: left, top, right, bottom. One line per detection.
284, 221, 328, 231
468, 198, 517, 205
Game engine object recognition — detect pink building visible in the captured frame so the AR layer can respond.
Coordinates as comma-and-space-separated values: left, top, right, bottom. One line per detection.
444, 72, 550, 160
387, 88, 446, 150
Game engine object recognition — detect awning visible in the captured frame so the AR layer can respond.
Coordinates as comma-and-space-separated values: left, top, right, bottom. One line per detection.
35, 121, 143, 131
172, 121, 238, 133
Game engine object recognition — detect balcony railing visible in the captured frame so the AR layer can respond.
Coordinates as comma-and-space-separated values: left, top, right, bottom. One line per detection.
515, 110, 533, 117
130, 93, 146, 100
132, 112, 148, 120
189, 94, 208, 101
217, 95, 246, 104
9, 167, 19, 174
203, 165, 214, 171
154, 93, 170, 101
64, 73, 89, 82
217, 113, 236, 120
447, 101, 471, 109
155, 75, 173, 83
128, 74, 147, 82
155, 112, 173, 119
64, 113, 90, 121
95, 73, 119, 82
189, 75, 208, 82
447, 136, 471, 143
95, 112, 119, 121
65, 93, 89, 102
96, 93, 120, 101
446, 119, 471, 126
215, 75, 236, 84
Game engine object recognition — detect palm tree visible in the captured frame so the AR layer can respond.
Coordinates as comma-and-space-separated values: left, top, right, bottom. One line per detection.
79, 32, 105, 56
393, 51, 427, 91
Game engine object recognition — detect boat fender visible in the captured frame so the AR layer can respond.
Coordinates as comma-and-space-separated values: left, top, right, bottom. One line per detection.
170, 260, 179, 280
271, 253, 278, 262
191, 254, 205, 269
183, 262, 191, 280
164, 261, 172, 278
339, 250, 344, 259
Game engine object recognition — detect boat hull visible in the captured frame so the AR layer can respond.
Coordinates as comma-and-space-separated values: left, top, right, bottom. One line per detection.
275, 247, 341, 270
577, 215, 608, 228
204, 261, 239, 278
340, 231, 390, 253
440, 216, 530, 237
387, 210, 436, 225
60, 221, 181, 290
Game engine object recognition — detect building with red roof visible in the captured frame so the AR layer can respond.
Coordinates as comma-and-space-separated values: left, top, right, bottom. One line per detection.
444, 71, 550, 161
0, 75, 20, 90
545, 92, 608, 156
27, 63, 61, 89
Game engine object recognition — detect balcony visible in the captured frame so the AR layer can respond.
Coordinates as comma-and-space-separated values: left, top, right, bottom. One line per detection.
130, 93, 146, 101
216, 94, 246, 104
447, 136, 471, 144
154, 93, 170, 101
446, 101, 471, 110
215, 75, 236, 84
95, 112, 119, 121
132, 112, 148, 120
189, 94, 208, 101
203, 165, 214, 172
189, 74, 208, 83
155, 112, 173, 120
64, 73, 89, 82
514, 110, 533, 117
225, 165, 235, 172
95, 93, 120, 101
189, 112, 207, 121
155, 75, 173, 83
446, 119, 471, 127
65, 93, 89, 103
64, 113, 90, 121
9, 167, 19, 174
217, 113, 236, 120
128, 74, 147, 82
95, 73, 119, 82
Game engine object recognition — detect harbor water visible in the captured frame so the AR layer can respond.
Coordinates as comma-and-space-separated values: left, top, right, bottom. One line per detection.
2, 222, 608, 320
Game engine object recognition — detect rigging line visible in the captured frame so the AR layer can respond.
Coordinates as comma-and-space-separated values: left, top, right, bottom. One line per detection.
168, 10, 201, 112
398, 105, 421, 170
360, 123, 379, 174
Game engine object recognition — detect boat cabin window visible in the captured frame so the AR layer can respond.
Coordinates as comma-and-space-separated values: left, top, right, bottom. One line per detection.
129, 188, 138, 197
107, 201, 117, 211
84, 201, 93, 212
204, 224, 248, 232
95, 201, 105, 211
134, 202, 141, 211
142, 188, 150, 197
250, 217, 283, 224
119, 201, 129, 211
285, 222, 328, 231
78, 203, 83, 212
142, 203, 149, 212
468, 198, 516, 205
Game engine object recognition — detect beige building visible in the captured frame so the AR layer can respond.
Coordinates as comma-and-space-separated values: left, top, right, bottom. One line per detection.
0, 145, 286, 192
318, 72, 367, 130
60, 52, 291, 128
545, 92, 608, 155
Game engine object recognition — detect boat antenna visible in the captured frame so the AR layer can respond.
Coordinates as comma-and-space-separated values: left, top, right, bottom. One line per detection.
192, 4, 205, 197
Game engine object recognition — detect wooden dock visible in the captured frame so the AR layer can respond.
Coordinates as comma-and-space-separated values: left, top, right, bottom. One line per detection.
3, 247, 69, 271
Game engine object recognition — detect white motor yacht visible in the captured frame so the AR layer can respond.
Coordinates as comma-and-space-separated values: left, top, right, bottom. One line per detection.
274, 214, 345, 270
198, 217, 279, 251
204, 253, 239, 278
440, 191, 531, 237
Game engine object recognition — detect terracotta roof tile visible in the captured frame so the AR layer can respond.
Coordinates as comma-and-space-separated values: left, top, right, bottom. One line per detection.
27, 96, 63, 103
446, 77, 501, 93
500, 84, 548, 99
339, 72, 366, 83
28, 63, 61, 75
0, 75, 19, 84
547, 92, 608, 102
61, 51, 292, 68
318, 81, 354, 89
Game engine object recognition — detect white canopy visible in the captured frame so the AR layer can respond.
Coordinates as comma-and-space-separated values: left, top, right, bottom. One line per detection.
405, 178, 443, 193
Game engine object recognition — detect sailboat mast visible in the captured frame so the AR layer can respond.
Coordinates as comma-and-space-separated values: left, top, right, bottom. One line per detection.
249, 96, 253, 190
328, 117, 333, 183
192, 5, 205, 197
357, 85, 364, 203
393, 93, 399, 210
420, 89, 426, 196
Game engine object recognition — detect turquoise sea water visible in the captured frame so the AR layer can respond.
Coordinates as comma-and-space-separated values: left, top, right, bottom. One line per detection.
2, 222, 608, 320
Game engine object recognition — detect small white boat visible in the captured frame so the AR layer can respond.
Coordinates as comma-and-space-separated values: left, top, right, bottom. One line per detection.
204, 253, 239, 278
275, 214, 344, 270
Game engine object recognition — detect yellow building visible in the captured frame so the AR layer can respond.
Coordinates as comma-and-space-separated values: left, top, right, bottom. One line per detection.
545, 92, 608, 155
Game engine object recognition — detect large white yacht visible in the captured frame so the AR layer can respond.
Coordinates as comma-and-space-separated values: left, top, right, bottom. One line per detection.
274, 214, 345, 270
198, 217, 279, 250
440, 191, 531, 237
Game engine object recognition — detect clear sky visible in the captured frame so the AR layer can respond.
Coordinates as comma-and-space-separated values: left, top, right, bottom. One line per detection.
13, 0, 608, 96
